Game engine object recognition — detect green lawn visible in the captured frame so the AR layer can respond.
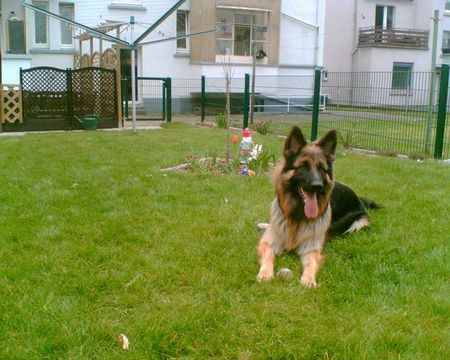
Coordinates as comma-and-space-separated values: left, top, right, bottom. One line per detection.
0, 123, 449, 359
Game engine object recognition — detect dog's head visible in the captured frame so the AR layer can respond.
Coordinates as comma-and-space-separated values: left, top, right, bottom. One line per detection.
276, 126, 337, 221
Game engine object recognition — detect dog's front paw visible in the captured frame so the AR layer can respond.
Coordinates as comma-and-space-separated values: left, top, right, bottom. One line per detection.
256, 223, 269, 231
300, 275, 317, 288
256, 269, 274, 282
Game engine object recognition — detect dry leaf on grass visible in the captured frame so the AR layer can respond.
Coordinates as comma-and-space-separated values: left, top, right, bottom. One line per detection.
117, 333, 129, 350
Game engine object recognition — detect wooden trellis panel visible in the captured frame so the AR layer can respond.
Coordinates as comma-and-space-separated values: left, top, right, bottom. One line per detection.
1, 84, 23, 124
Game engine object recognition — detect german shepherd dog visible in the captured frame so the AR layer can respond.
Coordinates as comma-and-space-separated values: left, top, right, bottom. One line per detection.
257, 126, 379, 287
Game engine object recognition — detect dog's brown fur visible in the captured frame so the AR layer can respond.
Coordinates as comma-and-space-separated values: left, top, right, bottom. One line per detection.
256, 127, 337, 287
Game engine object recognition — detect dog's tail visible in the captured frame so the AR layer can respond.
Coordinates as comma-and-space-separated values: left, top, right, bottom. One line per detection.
360, 197, 382, 210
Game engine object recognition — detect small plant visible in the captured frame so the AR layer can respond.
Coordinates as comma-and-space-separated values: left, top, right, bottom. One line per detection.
248, 148, 276, 172
408, 151, 429, 161
337, 130, 357, 148
215, 113, 228, 129
377, 149, 398, 157
252, 121, 272, 135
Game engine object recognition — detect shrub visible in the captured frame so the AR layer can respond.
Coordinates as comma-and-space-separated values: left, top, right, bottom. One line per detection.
215, 113, 228, 129
252, 121, 272, 135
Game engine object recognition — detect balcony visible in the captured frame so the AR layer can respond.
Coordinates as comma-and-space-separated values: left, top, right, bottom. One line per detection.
358, 27, 429, 50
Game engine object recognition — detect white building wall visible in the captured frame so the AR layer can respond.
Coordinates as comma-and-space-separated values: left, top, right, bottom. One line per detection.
279, 0, 325, 68
1, 0, 30, 83
324, 0, 436, 73
25, 0, 76, 68
140, 0, 325, 81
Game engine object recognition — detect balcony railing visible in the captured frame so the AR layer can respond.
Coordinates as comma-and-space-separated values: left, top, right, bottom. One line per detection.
358, 27, 429, 49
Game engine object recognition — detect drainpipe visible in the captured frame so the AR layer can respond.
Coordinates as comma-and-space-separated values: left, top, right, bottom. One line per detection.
315, 0, 319, 68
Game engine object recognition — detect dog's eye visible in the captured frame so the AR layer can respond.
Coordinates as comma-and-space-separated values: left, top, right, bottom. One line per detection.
298, 162, 310, 170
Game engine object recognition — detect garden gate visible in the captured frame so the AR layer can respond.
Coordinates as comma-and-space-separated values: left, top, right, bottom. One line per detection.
122, 77, 170, 121
3, 66, 118, 132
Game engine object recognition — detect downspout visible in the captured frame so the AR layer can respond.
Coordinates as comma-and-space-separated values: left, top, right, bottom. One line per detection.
315, 0, 319, 68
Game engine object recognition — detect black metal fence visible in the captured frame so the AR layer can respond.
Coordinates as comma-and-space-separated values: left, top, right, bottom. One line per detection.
122, 77, 168, 121
4, 66, 118, 132
144, 69, 449, 159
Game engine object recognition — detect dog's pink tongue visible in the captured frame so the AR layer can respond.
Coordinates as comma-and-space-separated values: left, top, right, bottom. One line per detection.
303, 192, 319, 219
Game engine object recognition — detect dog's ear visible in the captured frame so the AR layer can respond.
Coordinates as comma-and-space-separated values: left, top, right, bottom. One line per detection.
317, 130, 337, 158
284, 126, 307, 159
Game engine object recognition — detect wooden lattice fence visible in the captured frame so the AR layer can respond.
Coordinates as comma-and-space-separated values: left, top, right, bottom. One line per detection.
1, 66, 118, 132
1, 84, 23, 124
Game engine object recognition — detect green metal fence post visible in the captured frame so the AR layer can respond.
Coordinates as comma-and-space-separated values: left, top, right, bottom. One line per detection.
166, 77, 172, 122
66, 68, 73, 129
243, 73, 250, 129
162, 80, 166, 121
434, 64, 449, 159
201, 75, 206, 123
311, 69, 321, 141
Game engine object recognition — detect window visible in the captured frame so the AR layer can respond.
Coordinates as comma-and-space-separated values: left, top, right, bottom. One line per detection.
375, 5, 394, 29
446, 1, 450, 11
392, 63, 413, 91
111, 0, 142, 4
8, 19, 26, 54
442, 31, 450, 54
176, 10, 189, 50
33, 1, 49, 46
216, 8, 268, 57
60, 3, 74, 46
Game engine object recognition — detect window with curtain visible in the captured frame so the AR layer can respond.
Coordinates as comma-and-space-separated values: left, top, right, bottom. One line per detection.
375, 5, 394, 29
216, 8, 268, 57
33, 1, 49, 46
60, 3, 75, 46
442, 31, 450, 54
176, 10, 189, 50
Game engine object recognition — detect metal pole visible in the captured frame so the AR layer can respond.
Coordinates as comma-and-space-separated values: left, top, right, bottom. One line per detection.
250, 41, 256, 125
311, 69, 321, 141
243, 73, 250, 129
166, 77, 172, 122
201, 75, 206, 123
130, 16, 137, 132
434, 64, 449, 159
425, 10, 439, 153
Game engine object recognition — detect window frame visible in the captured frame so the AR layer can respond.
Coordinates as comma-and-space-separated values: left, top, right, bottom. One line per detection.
176, 10, 189, 52
375, 5, 395, 29
216, 7, 269, 59
59, 2, 75, 47
391, 62, 413, 93
32, 0, 49, 48
7, 19, 27, 54
110, 0, 143, 5
442, 30, 450, 54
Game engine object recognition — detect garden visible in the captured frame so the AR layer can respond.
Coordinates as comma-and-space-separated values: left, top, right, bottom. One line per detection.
0, 123, 448, 359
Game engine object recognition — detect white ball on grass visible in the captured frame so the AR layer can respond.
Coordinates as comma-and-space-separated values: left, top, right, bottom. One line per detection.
276, 268, 294, 280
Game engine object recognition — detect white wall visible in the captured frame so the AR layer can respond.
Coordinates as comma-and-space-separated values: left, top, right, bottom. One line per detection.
323, 0, 356, 72
2, 58, 31, 84
323, 0, 437, 73
279, 0, 325, 68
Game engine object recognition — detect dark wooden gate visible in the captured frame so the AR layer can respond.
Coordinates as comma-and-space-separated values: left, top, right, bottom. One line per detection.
4, 66, 118, 132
